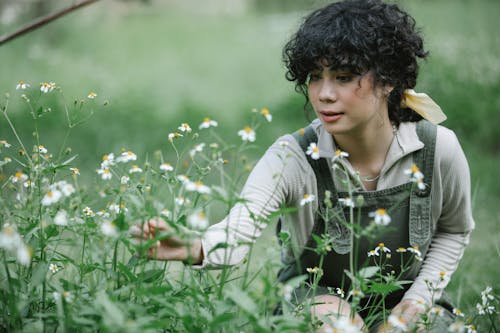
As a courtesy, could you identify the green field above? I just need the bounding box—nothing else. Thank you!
[1,0,499,331]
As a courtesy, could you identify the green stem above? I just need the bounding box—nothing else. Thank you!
[1,109,33,167]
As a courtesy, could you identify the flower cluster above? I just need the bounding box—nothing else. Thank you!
[0,224,31,266]
[404,164,426,190]
[41,180,76,206]
[476,286,496,315]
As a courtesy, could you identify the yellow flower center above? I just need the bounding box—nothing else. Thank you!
[198,212,206,219]
[203,117,210,122]
[15,171,23,178]
[411,164,419,173]
[195,181,203,186]
[312,147,319,153]
[103,168,110,174]
[244,126,252,133]
[260,108,269,115]
[303,194,310,199]
[377,208,387,215]
[378,242,385,248]
[102,154,108,161]
[47,191,53,198]
[440,271,446,277]
[298,128,305,135]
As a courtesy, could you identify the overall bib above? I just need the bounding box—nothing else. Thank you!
[276,121,453,330]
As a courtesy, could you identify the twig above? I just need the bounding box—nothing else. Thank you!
[0,0,100,46]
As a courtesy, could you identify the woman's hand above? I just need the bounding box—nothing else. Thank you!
[376,299,426,333]
[131,218,204,264]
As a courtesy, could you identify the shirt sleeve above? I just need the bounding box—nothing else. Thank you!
[196,135,306,269]
[404,127,475,304]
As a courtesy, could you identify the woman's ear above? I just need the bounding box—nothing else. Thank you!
[384,85,394,96]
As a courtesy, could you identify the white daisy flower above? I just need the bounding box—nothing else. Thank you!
[336,288,345,298]
[69,167,80,175]
[177,174,190,183]
[16,244,31,266]
[175,196,186,206]
[300,193,315,206]
[178,123,192,133]
[161,208,172,219]
[117,151,137,163]
[407,245,422,257]
[388,314,408,331]
[168,132,183,142]
[16,81,30,90]
[199,117,218,129]
[466,325,477,333]
[96,210,110,218]
[333,317,362,333]
[332,149,349,163]
[369,208,391,226]
[120,176,130,184]
[189,143,205,158]
[49,263,60,273]
[101,220,118,237]
[54,209,69,226]
[40,82,55,93]
[100,153,115,168]
[12,171,28,184]
[306,142,320,160]
[108,203,127,214]
[187,211,209,230]
[38,145,48,154]
[41,190,63,206]
[0,140,12,148]
[87,92,97,99]
[56,181,75,197]
[63,291,73,303]
[377,242,391,253]
[339,197,355,207]
[0,225,22,251]
[129,165,143,173]
[185,180,211,194]
[97,167,112,180]
[368,249,379,257]
[160,162,173,172]
[260,108,272,122]
[238,126,256,142]
[82,206,95,217]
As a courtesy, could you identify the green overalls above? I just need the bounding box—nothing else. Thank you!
[277,120,454,330]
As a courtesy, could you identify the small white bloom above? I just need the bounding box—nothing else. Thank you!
[407,245,422,257]
[96,210,110,218]
[49,263,60,273]
[388,314,408,331]
[117,151,137,163]
[333,317,362,333]
[82,206,95,217]
[306,142,320,160]
[160,162,174,172]
[16,81,30,90]
[177,174,190,183]
[129,165,143,173]
[377,242,391,253]
[466,325,477,333]
[452,308,465,317]
[369,208,391,226]
[12,171,28,184]
[300,194,315,206]
[368,249,379,257]
[238,126,256,142]
[54,210,69,226]
[282,284,293,301]
[63,291,73,303]
[101,220,118,237]
[56,181,75,197]
[189,143,205,157]
[185,180,211,194]
[161,208,172,219]
[87,92,97,99]
[448,321,466,333]
[17,244,31,266]
[199,117,218,129]
[38,145,48,154]
[97,167,112,180]
[40,82,55,93]
[120,176,130,184]
[0,225,22,251]
[335,288,345,298]
[332,149,349,163]
[69,167,80,175]
[168,132,183,141]
[0,140,12,148]
[53,292,61,301]
[108,203,127,214]
[187,211,208,230]
[178,123,192,133]
[306,267,321,274]
[175,196,186,206]
[338,197,355,207]
[260,108,272,122]
[41,190,63,206]
[101,153,115,168]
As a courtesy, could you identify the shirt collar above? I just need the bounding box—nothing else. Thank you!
[311,119,424,169]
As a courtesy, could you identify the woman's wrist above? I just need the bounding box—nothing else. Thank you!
[183,238,204,265]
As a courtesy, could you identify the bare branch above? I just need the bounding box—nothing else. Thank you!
[0,0,101,46]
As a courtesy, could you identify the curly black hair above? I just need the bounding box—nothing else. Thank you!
[283,0,428,124]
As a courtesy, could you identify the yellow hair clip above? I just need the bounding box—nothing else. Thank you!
[401,89,447,124]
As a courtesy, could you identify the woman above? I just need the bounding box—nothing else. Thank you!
[137,1,474,331]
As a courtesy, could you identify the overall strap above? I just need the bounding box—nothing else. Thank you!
[409,120,437,246]
[293,126,351,254]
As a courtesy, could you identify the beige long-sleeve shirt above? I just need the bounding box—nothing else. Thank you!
[199,119,475,305]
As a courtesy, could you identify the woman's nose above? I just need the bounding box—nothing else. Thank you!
[318,79,337,102]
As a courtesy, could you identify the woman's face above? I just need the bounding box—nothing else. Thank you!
[307,66,391,137]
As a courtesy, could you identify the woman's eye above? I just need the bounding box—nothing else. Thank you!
[336,75,353,83]
[308,73,321,82]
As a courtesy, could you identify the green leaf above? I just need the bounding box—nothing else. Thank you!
[367,282,403,296]
[95,291,125,327]
[137,269,164,283]
[359,266,379,279]
[224,285,257,315]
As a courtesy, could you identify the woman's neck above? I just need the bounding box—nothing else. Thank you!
[333,120,395,177]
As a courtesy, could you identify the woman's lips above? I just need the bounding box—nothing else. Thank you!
[319,111,344,122]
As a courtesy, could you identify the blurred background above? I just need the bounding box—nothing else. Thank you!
[1,0,499,309]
